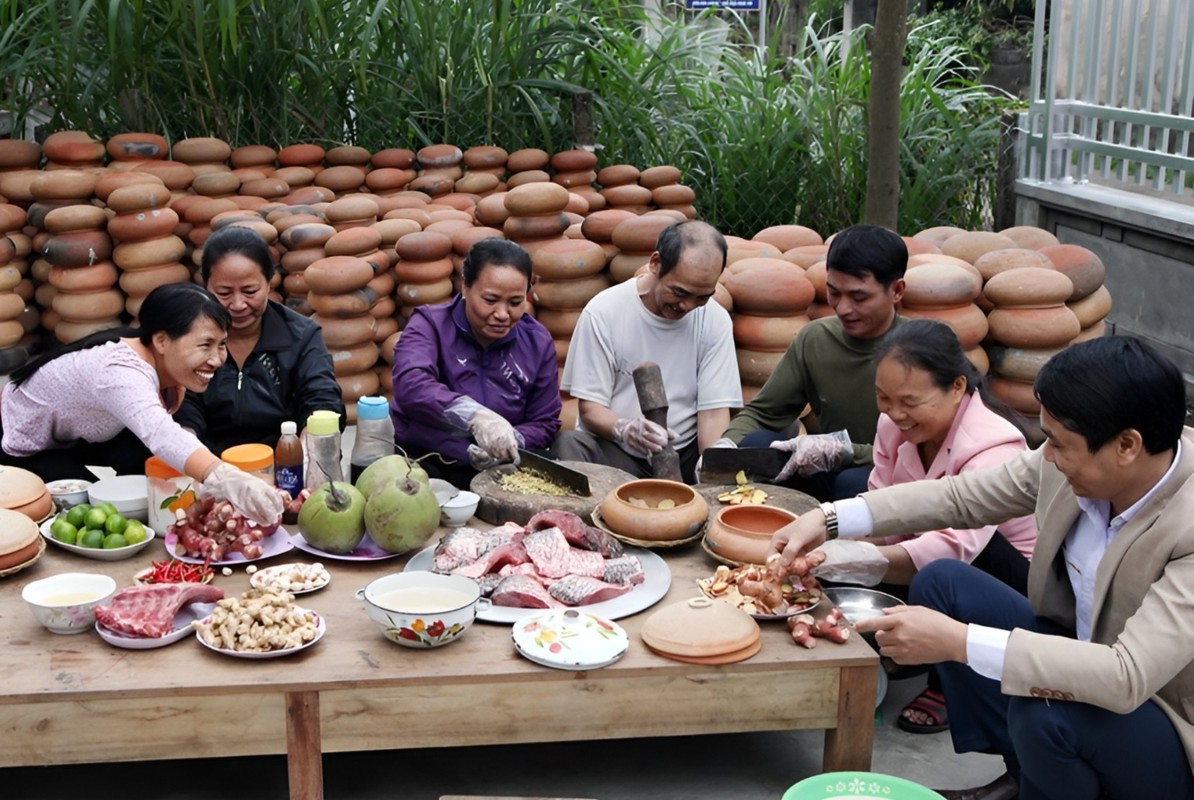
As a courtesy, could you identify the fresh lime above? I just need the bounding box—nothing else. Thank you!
[65,504,92,528]
[104,513,128,536]
[79,528,105,549]
[123,520,147,545]
[83,507,108,530]
[102,532,128,550]
[50,518,78,545]
[94,501,119,517]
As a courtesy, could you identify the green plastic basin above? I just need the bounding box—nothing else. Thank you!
[782,772,945,800]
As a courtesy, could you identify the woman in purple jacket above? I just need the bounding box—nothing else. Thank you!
[390,239,561,486]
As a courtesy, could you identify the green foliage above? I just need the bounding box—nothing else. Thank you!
[0,0,1013,235]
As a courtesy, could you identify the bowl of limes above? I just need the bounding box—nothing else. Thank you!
[40,501,156,561]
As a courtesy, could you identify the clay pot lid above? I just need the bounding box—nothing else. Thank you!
[644,636,762,665]
[640,596,760,657]
[0,466,48,509]
[512,608,629,671]
[0,507,40,554]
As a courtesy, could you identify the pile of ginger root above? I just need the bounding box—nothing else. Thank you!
[738,552,851,649]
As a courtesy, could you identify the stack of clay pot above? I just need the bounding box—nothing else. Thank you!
[453,149,504,198]
[0,205,31,359]
[41,131,105,171]
[106,178,190,319]
[181,197,240,272]
[595,165,641,214]
[580,208,634,269]
[410,144,462,199]
[394,230,455,321]
[0,139,42,173]
[278,221,336,316]
[277,144,326,181]
[1040,244,1110,343]
[315,146,371,198]
[549,148,598,214]
[607,213,674,283]
[505,148,551,189]
[983,266,1082,416]
[600,164,653,214]
[31,170,120,342]
[900,261,990,374]
[641,165,696,219]
[171,137,232,177]
[530,237,610,391]
[106,132,170,167]
[724,236,784,270]
[502,182,571,260]
[723,258,815,404]
[231,145,278,178]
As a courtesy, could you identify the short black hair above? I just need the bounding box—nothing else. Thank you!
[1035,336,1186,454]
[462,238,532,289]
[200,225,274,283]
[655,220,727,278]
[825,224,907,288]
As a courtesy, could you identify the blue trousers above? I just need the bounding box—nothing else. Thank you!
[911,560,1194,800]
[737,428,870,501]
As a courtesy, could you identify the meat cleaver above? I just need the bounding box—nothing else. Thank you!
[699,447,788,485]
[516,449,592,497]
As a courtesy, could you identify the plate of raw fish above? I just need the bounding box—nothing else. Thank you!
[405,509,671,624]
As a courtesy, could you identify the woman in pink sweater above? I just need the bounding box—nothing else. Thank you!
[863,319,1037,734]
[0,283,281,524]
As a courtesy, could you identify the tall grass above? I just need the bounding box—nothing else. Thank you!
[0,1,1011,235]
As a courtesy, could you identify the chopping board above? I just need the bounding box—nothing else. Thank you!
[470,461,636,526]
[694,482,819,527]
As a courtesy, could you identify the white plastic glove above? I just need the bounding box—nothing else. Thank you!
[809,539,889,587]
[694,437,736,483]
[468,406,522,464]
[202,462,284,526]
[771,430,854,481]
[613,416,676,457]
[468,444,502,471]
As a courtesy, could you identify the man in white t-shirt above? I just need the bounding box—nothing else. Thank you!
[555,220,741,483]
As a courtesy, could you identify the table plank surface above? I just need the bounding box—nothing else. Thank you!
[0,521,877,788]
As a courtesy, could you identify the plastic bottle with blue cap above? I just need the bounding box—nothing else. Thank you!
[350,396,395,483]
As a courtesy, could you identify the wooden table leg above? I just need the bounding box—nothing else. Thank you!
[822,664,877,772]
[286,690,324,800]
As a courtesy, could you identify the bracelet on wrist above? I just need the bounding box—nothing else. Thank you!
[819,501,839,540]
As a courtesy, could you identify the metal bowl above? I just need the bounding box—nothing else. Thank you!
[821,587,905,632]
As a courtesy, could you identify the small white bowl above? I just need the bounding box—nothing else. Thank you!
[428,478,459,506]
[22,572,117,634]
[46,479,92,511]
[357,570,483,648]
[440,490,479,527]
[88,475,149,522]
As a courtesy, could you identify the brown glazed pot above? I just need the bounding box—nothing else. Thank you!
[598,479,708,541]
[705,504,799,565]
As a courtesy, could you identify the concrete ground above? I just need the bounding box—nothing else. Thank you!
[7,674,1005,799]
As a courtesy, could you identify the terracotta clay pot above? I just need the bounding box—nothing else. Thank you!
[599,479,709,542]
[705,504,799,565]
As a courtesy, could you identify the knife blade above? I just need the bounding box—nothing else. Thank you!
[516,449,592,497]
[699,447,787,485]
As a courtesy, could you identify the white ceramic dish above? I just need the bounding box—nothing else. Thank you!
[357,571,483,648]
[22,572,118,634]
[195,608,325,659]
[512,608,629,670]
[428,478,459,505]
[250,563,331,595]
[165,526,293,566]
[45,478,92,511]
[95,601,218,649]
[88,474,149,521]
[440,490,479,527]
[40,518,157,561]
[404,545,672,625]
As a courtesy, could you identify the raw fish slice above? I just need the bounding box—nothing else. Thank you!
[491,574,562,608]
[527,509,623,557]
[433,527,487,572]
[475,573,503,597]
[523,528,604,579]
[548,575,634,605]
[603,555,645,586]
[452,537,529,579]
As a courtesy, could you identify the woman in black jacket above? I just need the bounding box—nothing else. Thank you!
[174,226,344,453]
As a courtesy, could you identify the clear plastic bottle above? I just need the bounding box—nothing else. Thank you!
[350,396,395,483]
[275,421,304,523]
[304,410,343,492]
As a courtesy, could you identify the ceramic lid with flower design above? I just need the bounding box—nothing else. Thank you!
[511,608,629,670]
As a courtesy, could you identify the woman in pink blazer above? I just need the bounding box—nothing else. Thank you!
[866,319,1038,734]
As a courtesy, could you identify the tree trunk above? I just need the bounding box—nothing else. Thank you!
[863,0,908,230]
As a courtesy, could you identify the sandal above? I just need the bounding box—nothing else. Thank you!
[897,687,950,734]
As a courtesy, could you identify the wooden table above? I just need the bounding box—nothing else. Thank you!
[0,528,877,799]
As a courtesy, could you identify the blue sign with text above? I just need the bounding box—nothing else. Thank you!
[686,1,761,9]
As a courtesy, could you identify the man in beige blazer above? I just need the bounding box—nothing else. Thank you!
[772,336,1194,800]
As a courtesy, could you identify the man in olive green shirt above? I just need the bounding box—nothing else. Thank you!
[710,224,907,501]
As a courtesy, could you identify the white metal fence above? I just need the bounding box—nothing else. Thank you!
[1022,0,1194,199]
